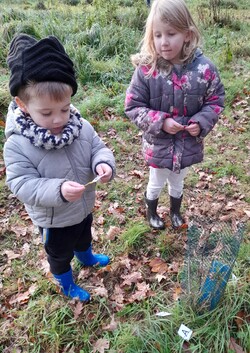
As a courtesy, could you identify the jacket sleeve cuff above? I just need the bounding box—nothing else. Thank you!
[60,182,69,203]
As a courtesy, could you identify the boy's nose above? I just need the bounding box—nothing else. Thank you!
[53,115,63,124]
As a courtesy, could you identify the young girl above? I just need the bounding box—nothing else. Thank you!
[125,0,225,230]
[4,34,116,301]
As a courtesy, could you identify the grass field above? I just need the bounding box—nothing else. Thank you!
[0,0,249,352]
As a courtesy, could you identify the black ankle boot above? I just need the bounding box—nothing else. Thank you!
[144,192,165,230]
[170,195,185,229]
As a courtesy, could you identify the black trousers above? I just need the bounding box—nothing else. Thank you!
[39,213,93,275]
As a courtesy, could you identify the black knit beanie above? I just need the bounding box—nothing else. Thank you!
[7,33,78,96]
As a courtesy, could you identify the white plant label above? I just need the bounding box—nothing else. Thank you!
[155,311,172,317]
[178,324,193,341]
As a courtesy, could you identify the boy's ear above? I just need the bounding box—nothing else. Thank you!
[15,96,28,113]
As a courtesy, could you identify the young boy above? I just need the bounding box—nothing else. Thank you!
[4,33,116,302]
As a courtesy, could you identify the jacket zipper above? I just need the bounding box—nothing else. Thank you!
[50,207,54,225]
[65,148,81,183]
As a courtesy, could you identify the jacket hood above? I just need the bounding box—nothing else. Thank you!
[153,48,204,75]
[5,100,18,140]
[192,48,203,61]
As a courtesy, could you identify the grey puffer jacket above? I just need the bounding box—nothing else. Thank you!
[125,49,225,173]
[4,102,116,228]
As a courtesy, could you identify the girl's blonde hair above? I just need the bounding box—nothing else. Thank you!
[131,0,201,76]
[17,81,73,103]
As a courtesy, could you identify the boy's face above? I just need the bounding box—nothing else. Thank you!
[16,93,72,135]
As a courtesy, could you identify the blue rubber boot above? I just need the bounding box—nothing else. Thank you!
[53,268,90,301]
[74,246,110,267]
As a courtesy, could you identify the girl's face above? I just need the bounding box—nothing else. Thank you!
[153,17,190,64]
[16,93,71,135]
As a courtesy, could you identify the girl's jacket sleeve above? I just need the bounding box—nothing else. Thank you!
[124,67,169,136]
[187,63,225,138]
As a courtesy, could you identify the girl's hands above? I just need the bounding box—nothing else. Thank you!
[163,118,201,136]
[96,163,112,183]
[61,181,85,202]
[163,118,184,134]
[185,123,201,136]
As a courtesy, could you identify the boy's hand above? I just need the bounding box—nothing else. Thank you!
[163,118,184,134]
[185,123,201,136]
[61,181,85,202]
[96,163,113,183]
[60,164,113,202]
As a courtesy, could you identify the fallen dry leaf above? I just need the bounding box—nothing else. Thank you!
[92,338,109,353]
[102,315,118,331]
[73,301,84,320]
[22,243,30,256]
[229,337,246,353]
[130,169,144,179]
[234,310,246,330]
[243,209,250,218]
[3,250,22,263]
[110,284,124,304]
[93,286,108,298]
[149,258,168,274]
[9,284,38,305]
[155,274,167,283]
[106,226,120,240]
[10,224,28,237]
[173,285,182,301]
[128,282,150,302]
[97,215,105,225]
[168,261,181,273]
[182,341,192,353]
[121,271,142,286]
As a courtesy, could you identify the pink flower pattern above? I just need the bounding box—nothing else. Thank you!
[145,148,153,161]
[207,95,219,102]
[204,68,212,81]
[172,73,188,90]
[148,110,161,122]
[148,163,159,168]
[212,105,222,114]
[141,66,158,78]
[125,93,133,106]
[172,107,179,118]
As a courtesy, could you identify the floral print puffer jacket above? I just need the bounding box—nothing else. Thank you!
[125,49,225,173]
